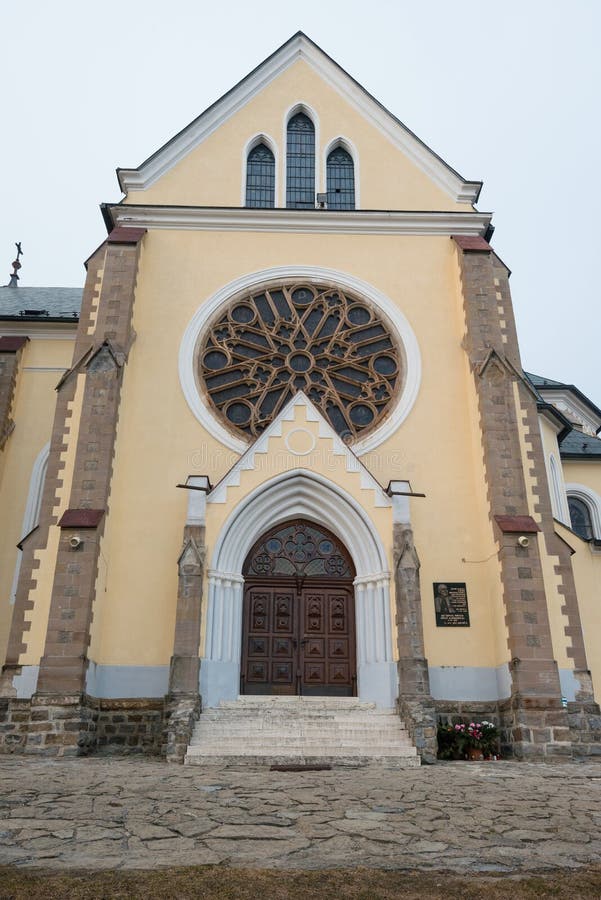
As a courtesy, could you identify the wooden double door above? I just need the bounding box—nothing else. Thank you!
[241,579,357,696]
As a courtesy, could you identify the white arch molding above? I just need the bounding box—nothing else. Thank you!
[179,265,422,456]
[240,132,279,208]
[282,102,321,208]
[323,136,361,207]
[200,470,398,708]
[9,442,49,606]
[565,482,601,539]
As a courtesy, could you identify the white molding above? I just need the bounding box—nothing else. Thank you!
[9,442,49,606]
[111,204,490,235]
[283,102,320,207]
[549,453,570,525]
[240,132,279,208]
[207,393,392,507]
[118,34,480,203]
[22,366,71,372]
[0,323,76,340]
[178,265,422,456]
[565,482,601,539]
[201,469,396,707]
[209,468,389,578]
[542,390,601,437]
[322,135,360,208]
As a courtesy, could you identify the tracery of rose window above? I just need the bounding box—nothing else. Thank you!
[198,283,402,440]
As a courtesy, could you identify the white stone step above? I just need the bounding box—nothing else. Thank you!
[184,696,419,768]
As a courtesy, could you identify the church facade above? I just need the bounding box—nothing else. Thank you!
[1,33,600,762]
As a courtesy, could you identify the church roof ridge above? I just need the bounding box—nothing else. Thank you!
[116,32,482,204]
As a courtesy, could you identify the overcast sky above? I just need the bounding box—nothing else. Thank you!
[1,1,599,400]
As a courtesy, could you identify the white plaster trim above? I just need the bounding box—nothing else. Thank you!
[118,34,480,203]
[22,367,69,372]
[9,442,49,606]
[209,468,389,578]
[178,265,422,455]
[12,665,39,699]
[111,204,490,235]
[322,136,360,208]
[565,482,601,539]
[429,664,511,701]
[549,454,570,525]
[283,102,320,208]
[202,469,395,707]
[240,133,279,208]
[207,393,391,508]
[543,390,601,436]
[0,324,76,340]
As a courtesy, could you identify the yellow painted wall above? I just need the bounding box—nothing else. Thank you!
[84,228,506,671]
[556,521,601,699]
[563,459,601,501]
[0,336,75,663]
[124,59,468,212]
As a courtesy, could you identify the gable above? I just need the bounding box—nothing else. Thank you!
[118,34,480,212]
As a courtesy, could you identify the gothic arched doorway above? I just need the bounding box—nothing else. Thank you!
[241,519,357,696]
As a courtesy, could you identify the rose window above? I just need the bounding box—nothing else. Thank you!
[198,283,402,440]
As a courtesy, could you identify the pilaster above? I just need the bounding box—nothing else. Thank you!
[454,236,575,758]
[390,481,437,764]
[3,228,146,754]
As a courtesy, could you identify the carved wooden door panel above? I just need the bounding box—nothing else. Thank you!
[242,585,297,695]
[242,582,355,696]
[301,587,355,696]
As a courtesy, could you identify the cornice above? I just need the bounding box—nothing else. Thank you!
[117,33,481,204]
[109,204,491,236]
[0,321,77,340]
[542,390,601,437]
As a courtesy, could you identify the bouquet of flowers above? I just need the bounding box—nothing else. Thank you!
[436,719,499,759]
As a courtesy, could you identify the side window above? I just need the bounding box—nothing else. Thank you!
[327,147,355,209]
[286,113,315,208]
[568,496,594,541]
[246,143,275,208]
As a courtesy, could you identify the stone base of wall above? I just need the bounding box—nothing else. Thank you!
[398,697,437,765]
[568,700,601,758]
[498,696,572,759]
[25,694,98,757]
[0,698,31,753]
[96,699,165,756]
[437,696,601,760]
[1,695,166,758]
[436,700,501,727]
[164,694,201,764]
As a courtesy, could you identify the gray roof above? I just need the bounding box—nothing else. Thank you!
[0,286,82,321]
[560,429,601,459]
[525,372,565,388]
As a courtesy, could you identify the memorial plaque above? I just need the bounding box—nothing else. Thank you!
[433,582,470,627]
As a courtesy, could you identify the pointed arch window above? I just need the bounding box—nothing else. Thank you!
[327,146,355,210]
[286,113,315,208]
[568,496,594,541]
[246,143,275,208]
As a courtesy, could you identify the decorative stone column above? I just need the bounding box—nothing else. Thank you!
[454,235,579,758]
[165,476,209,763]
[389,481,437,764]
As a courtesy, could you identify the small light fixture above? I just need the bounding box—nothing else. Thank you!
[517,535,530,548]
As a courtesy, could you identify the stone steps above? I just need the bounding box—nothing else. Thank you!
[184,696,419,768]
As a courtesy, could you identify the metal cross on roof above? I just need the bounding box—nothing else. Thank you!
[8,242,23,288]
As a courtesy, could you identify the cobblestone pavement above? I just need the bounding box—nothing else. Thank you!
[0,757,600,872]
